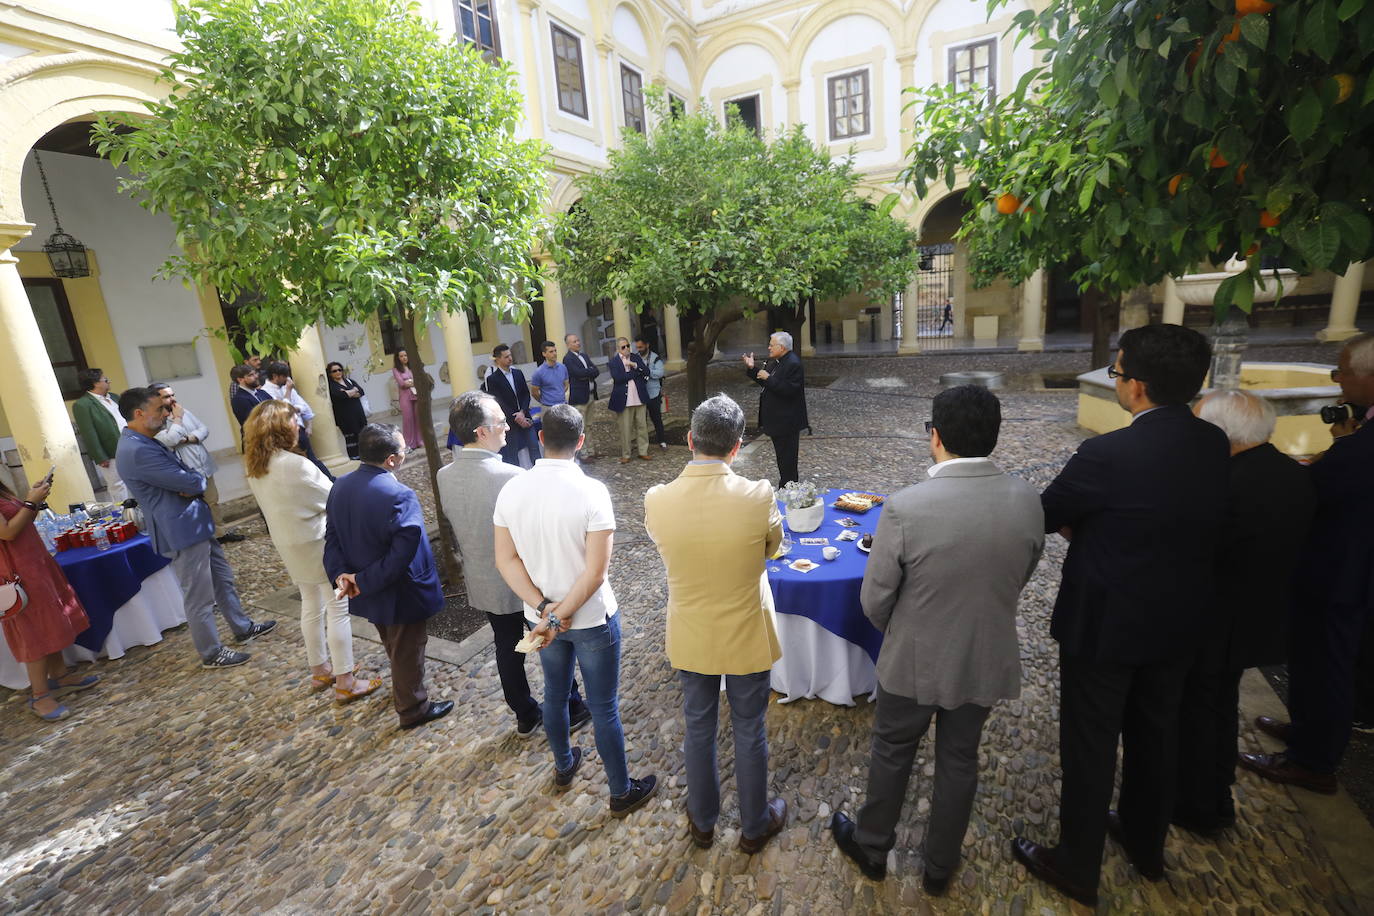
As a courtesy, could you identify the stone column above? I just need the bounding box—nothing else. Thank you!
[898,278,922,354]
[597,39,619,144]
[613,297,633,344]
[1318,260,1366,343]
[1118,283,1152,333]
[291,324,354,475]
[440,309,477,396]
[539,266,567,352]
[0,225,94,508]
[782,77,801,127]
[1162,276,1185,325]
[800,301,816,356]
[897,53,918,142]
[1017,269,1046,351]
[664,304,685,371]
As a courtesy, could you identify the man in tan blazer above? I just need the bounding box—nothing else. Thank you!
[644,394,788,854]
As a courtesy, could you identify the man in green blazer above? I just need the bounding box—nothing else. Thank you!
[72,367,127,501]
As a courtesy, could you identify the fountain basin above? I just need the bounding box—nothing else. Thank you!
[1076,362,1339,457]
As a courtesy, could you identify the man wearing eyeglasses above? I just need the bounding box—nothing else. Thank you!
[436,392,591,740]
[1013,324,1228,907]
[326,422,452,731]
[608,336,652,464]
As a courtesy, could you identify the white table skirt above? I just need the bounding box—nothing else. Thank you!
[0,566,186,690]
[770,612,877,706]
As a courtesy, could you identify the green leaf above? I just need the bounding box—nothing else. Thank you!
[1265,183,1298,215]
[1364,73,1374,106]
[1215,50,1239,97]
[1115,54,1138,100]
[1285,89,1321,143]
[1302,0,1339,61]
[1240,13,1269,48]
[1078,180,1095,212]
[1337,0,1362,19]
[1296,219,1341,269]
[1098,73,1120,107]
[1233,271,1255,312]
[1320,202,1372,257]
[1156,35,1172,59]
[1214,272,1242,309]
[1182,93,1207,127]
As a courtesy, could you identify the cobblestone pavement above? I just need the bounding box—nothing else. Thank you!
[2,343,1367,914]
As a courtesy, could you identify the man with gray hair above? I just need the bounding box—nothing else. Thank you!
[1173,389,1314,834]
[742,331,809,486]
[1242,332,1374,793]
[645,394,787,853]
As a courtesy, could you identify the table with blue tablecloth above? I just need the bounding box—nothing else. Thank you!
[768,488,885,706]
[0,534,187,689]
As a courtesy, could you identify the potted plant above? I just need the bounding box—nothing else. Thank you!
[781,481,825,533]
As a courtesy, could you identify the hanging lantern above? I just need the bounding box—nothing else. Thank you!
[32,151,90,279]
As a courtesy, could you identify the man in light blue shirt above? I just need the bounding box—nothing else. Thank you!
[115,386,275,669]
[635,336,668,449]
[529,340,570,408]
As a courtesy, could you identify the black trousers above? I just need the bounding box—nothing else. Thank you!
[299,429,336,481]
[1054,653,1188,890]
[645,394,666,444]
[1356,613,1374,724]
[770,429,800,487]
[1288,600,1372,772]
[487,612,587,726]
[1174,661,1243,829]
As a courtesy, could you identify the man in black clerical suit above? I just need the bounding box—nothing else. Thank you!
[1173,390,1314,836]
[481,343,540,467]
[1013,323,1228,908]
[742,331,809,486]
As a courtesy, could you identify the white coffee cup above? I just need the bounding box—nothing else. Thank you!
[822,546,841,561]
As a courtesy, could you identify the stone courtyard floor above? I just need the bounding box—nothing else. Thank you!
[3,343,1372,914]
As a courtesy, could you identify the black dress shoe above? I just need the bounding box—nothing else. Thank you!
[1105,810,1164,880]
[739,798,787,854]
[922,871,950,897]
[1010,837,1098,908]
[1238,751,1337,794]
[830,812,886,880]
[216,531,247,543]
[1170,811,1231,840]
[399,699,454,730]
[687,819,713,849]
[1254,715,1293,742]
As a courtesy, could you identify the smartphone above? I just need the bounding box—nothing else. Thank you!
[41,465,55,485]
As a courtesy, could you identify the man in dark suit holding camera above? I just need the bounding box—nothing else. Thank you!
[1013,324,1228,907]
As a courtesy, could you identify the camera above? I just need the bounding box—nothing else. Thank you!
[1320,402,1366,425]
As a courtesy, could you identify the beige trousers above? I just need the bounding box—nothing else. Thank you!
[617,405,648,459]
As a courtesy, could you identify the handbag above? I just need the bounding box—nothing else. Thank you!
[0,539,29,619]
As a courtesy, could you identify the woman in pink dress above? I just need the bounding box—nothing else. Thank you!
[392,349,422,449]
[1,475,98,721]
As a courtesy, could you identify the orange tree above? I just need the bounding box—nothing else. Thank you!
[904,0,1374,333]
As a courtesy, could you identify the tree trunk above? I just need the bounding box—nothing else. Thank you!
[777,296,809,353]
[1086,289,1121,370]
[401,313,462,588]
[684,306,745,411]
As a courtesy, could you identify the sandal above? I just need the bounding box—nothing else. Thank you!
[48,673,100,697]
[28,691,71,722]
[309,673,336,692]
[334,676,383,706]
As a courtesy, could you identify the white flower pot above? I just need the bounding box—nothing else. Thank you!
[785,501,824,533]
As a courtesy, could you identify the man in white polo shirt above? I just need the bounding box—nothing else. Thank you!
[493,403,658,818]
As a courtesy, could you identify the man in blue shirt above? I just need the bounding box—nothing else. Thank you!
[529,340,570,409]
[635,336,668,449]
[115,386,275,668]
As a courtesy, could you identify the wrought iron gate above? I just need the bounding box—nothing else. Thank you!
[911,242,955,338]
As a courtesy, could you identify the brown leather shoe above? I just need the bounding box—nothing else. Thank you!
[739,798,787,854]
[1105,810,1164,881]
[638,453,653,460]
[1010,837,1098,908]
[687,819,713,849]
[1254,715,1293,742]
[1238,752,1337,794]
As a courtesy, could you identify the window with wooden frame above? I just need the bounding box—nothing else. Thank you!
[378,312,406,355]
[725,94,761,136]
[454,0,500,58]
[551,24,588,119]
[827,69,870,140]
[621,65,645,134]
[949,38,996,103]
[22,278,88,400]
[467,309,482,342]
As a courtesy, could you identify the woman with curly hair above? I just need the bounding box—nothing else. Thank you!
[243,400,380,704]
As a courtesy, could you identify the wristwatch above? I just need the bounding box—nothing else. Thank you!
[536,597,551,614]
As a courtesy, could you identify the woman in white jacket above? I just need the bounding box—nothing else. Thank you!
[242,400,380,704]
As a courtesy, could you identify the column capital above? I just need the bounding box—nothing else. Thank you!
[515,0,535,12]
[0,221,35,255]
[595,38,615,57]
[781,77,801,91]
[896,51,918,68]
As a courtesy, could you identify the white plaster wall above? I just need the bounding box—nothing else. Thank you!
[13,153,237,450]
[664,44,691,92]
[549,0,592,22]
[798,13,900,167]
[39,0,175,35]
[0,40,34,62]
[686,0,776,26]
[699,42,784,131]
[611,5,650,60]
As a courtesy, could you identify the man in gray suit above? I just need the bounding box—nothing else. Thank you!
[436,391,589,738]
[832,385,1044,894]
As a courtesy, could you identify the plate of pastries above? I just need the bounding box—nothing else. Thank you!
[833,492,884,513]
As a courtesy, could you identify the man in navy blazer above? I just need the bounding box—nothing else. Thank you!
[229,364,272,439]
[608,336,652,463]
[563,332,601,459]
[1242,332,1374,793]
[1013,324,1228,907]
[482,343,540,467]
[325,423,453,731]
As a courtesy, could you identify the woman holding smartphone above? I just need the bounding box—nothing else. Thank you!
[0,470,99,721]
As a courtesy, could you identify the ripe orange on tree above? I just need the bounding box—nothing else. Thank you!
[1235,163,1248,185]
[1209,147,1229,168]
[1168,173,1185,196]
[1236,0,1275,14]
[995,192,1021,214]
[1217,19,1242,54]
[1334,74,1354,103]
[1259,210,1280,228]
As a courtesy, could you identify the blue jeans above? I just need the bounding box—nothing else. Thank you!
[679,669,773,838]
[539,613,628,796]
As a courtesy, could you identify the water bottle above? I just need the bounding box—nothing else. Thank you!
[93,525,111,552]
[34,514,57,554]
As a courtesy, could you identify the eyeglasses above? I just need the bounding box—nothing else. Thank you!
[1331,368,1342,381]
[924,421,934,434]
[619,344,630,350]
[1106,365,1145,382]
[477,420,510,432]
